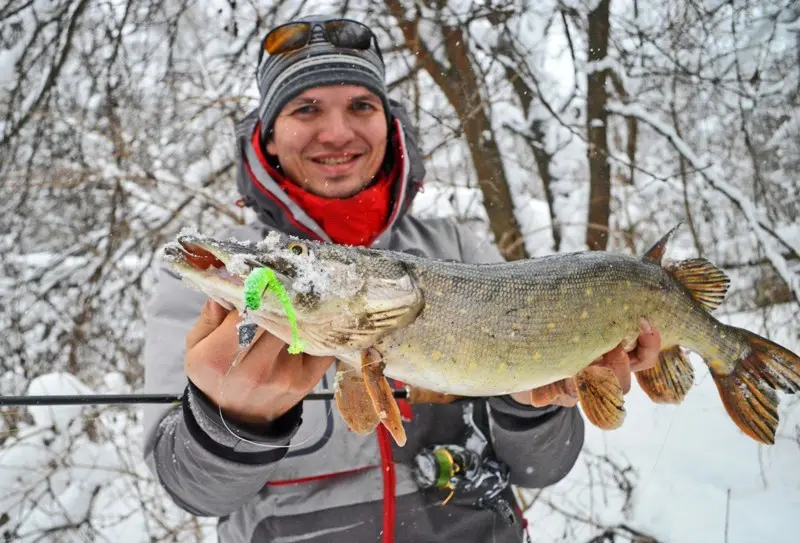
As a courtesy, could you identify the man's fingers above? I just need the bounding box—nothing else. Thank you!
[247,328,286,355]
[563,378,578,398]
[529,385,557,407]
[630,319,661,372]
[551,395,579,407]
[186,300,231,350]
[595,344,632,394]
[234,335,335,387]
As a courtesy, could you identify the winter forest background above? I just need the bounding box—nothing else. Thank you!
[1,0,799,541]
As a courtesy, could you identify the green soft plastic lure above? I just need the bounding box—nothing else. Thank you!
[243,268,306,354]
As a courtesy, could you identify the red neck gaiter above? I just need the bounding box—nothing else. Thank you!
[251,127,401,247]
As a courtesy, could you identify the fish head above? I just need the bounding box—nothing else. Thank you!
[162,229,423,353]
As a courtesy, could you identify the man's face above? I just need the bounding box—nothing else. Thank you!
[266,85,388,199]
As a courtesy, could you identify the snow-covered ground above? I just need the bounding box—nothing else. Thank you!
[0,373,215,542]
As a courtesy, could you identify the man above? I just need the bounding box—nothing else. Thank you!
[142,15,661,543]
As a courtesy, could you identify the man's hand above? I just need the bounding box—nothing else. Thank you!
[511,319,662,408]
[184,299,335,425]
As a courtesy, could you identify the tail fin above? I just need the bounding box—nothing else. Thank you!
[711,329,800,444]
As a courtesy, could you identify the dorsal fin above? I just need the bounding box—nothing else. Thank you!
[642,223,683,264]
[664,258,731,312]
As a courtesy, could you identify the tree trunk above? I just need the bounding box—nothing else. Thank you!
[503,63,562,252]
[586,0,612,250]
[385,1,528,261]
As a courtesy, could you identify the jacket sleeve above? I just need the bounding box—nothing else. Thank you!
[141,264,301,517]
[454,222,586,489]
[486,397,584,488]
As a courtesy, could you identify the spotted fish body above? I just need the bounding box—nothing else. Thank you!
[163,227,800,446]
[372,251,745,397]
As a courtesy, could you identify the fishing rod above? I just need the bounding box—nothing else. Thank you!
[0,389,410,407]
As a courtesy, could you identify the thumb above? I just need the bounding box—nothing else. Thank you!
[186,299,230,350]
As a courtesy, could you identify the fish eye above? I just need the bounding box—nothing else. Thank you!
[287,242,308,256]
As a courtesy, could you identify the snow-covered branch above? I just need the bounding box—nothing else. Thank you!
[608,101,800,303]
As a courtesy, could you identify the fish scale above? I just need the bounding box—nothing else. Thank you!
[375,252,706,395]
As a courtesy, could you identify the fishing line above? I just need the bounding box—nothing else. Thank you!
[642,405,679,485]
[216,342,337,451]
[638,358,709,495]
[334,358,391,379]
[215,266,332,450]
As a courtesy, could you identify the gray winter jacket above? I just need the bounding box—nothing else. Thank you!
[142,104,585,543]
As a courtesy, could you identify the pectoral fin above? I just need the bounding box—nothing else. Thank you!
[635,345,694,403]
[361,348,407,446]
[334,360,380,434]
[576,366,626,430]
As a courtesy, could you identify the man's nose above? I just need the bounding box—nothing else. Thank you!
[316,110,356,145]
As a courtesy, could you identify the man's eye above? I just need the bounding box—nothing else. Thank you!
[293,105,317,115]
[352,101,376,112]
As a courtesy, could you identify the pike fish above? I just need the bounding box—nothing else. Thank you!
[162,227,800,447]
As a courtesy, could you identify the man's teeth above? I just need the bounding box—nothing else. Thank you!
[314,155,358,165]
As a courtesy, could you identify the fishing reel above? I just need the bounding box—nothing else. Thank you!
[412,443,515,524]
[411,404,517,527]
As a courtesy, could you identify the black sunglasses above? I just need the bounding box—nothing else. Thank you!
[260,19,382,63]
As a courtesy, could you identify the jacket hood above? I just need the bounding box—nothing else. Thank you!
[234,99,426,245]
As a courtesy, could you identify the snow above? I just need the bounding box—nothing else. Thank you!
[576,381,798,542]
[1,371,217,542]
[184,157,214,186]
[168,230,365,303]
[26,373,93,430]
[411,184,489,222]
[516,198,557,256]
[226,253,252,276]
[0,44,23,88]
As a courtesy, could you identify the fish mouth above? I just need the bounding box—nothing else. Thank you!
[163,234,292,290]
[164,239,226,271]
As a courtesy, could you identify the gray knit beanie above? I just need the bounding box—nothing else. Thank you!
[256,15,390,140]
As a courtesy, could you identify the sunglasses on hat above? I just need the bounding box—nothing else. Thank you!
[261,18,383,62]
